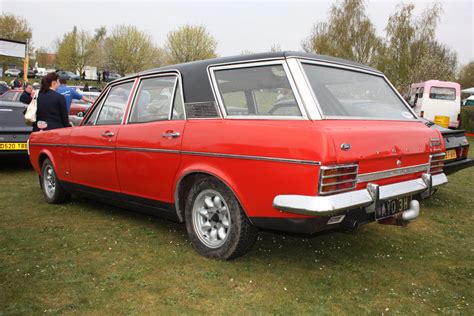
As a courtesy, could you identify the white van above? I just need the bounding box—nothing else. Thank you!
[408,80,461,128]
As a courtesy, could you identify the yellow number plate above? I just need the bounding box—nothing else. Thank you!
[445,149,457,160]
[0,142,27,151]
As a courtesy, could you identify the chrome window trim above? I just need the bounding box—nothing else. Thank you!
[286,58,321,120]
[357,163,430,183]
[297,59,419,121]
[125,72,182,124]
[208,60,309,120]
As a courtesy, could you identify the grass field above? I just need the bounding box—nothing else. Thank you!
[1,139,473,314]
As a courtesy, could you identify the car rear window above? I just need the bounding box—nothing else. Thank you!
[430,87,456,100]
[302,64,415,120]
[213,64,301,117]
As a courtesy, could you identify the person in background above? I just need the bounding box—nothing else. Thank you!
[83,82,90,92]
[12,76,22,89]
[81,70,86,80]
[33,72,69,132]
[56,78,94,113]
[19,83,34,105]
[96,70,101,83]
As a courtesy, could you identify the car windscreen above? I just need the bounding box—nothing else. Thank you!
[302,63,416,120]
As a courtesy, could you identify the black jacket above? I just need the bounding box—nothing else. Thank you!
[19,91,32,105]
[33,89,69,131]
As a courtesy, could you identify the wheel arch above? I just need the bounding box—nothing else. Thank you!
[174,168,248,223]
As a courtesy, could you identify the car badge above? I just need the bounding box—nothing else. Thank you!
[340,143,351,151]
[396,159,402,167]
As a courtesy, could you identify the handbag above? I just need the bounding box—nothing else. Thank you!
[24,95,37,126]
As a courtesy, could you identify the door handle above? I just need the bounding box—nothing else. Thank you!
[101,131,114,137]
[161,131,180,139]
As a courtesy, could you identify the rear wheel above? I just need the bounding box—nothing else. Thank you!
[185,177,258,260]
[40,158,70,204]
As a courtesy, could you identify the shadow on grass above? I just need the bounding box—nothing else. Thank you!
[0,155,33,171]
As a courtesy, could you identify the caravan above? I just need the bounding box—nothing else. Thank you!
[408,80,461,128]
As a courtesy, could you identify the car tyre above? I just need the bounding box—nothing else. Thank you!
[185,177,258,260]
[40,158,70,204]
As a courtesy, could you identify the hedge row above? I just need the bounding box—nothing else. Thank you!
[461,107,474,133]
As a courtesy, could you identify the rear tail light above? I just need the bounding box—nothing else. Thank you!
[456,146,469,158]
[319,164,358,195]
[429,153,445,174]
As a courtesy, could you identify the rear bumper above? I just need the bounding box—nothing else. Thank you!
[273,173,447,216]
[444,158,474,175]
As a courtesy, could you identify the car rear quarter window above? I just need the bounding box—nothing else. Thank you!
[213,64,301,117]
[95,82,134,125]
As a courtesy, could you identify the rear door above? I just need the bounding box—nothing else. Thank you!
[115,73,185,204]
[68,80,135,192]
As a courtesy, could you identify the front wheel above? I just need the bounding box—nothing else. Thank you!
[40,158,70,204]
[185,177,258,260]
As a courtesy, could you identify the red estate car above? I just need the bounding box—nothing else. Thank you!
[28,52,448,259]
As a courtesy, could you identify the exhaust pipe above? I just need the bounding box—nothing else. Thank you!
[341,219,359,232]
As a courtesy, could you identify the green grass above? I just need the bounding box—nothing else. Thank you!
[0,140,473,314]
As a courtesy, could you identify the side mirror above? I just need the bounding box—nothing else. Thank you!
[77,111,84,117]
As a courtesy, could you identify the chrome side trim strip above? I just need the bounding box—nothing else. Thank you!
[357,163,430,183]
[180,150,320,165]
[29,143,320,166]
[116,147,180,154]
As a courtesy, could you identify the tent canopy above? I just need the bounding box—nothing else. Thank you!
[461,87,474,95]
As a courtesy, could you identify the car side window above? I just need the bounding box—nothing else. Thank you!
[172,81,185,120]
[96,82,134,125]
[213,64,301,117]
[84,94,105,126]
[129,76,177,123]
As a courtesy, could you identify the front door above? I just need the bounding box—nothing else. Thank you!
[68,81,135,192]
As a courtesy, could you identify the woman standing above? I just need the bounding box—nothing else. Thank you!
[33,72,69,131]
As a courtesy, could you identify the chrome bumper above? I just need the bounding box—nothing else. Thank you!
[272,173,448,216]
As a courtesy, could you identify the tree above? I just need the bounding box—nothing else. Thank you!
[458,62,474,89]
[56,27,96,74]
[104,25,161,76]
[302,0,380,66]
[35,47,49,67]
[165,25,217,64]
[380,2,457,91]
[0,13,33,70]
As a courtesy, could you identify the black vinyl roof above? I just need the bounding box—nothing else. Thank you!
[118,51,382,103]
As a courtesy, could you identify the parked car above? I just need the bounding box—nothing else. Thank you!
[0,82,9,96]
[28,52,448,259]
[19,68,36,78]
[0,91,32,155]
[0,89,23,102]
[104,72,121,82]
[35,68,48,78]
[463,95,474,106]
[57,71,80,81]
[423,118,473,174]
[4,69,21,77]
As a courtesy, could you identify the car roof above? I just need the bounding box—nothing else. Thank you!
[111,51,383,103]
